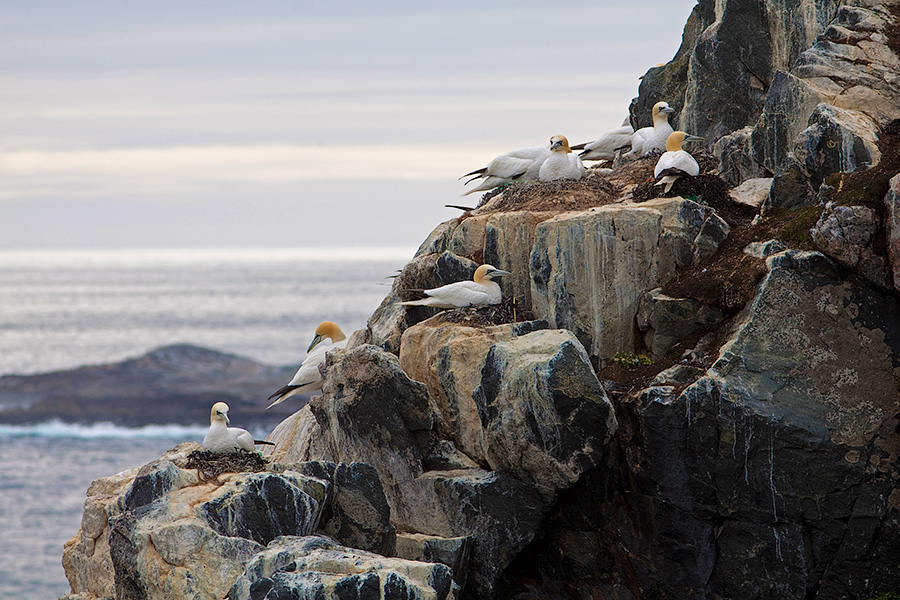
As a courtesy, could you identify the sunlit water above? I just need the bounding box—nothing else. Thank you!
[0,246,414,599]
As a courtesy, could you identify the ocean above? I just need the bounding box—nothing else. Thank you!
[0,247,414,600]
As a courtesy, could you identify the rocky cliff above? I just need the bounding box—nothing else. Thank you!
[62,0,900,599]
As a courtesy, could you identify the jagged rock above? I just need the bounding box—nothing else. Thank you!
[885,172,900,292]
[651,364,706,386]
[228,535,454,600]
[395,532,473,593]
[397,469,544,598]
[323,462,396,556]
[530,198,729,362]
[304,344,434,516]
[743,238,787,258]
[507,249,900,599]
[716,128,772,184]
[728,177,772,208]
[482,211,550,310]
[63,443,333,600]
[400,320,616,502]
[636,289,725,357]
[263,405,335,464]
[810,202,889,287]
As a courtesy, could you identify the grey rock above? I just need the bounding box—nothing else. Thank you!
[323,462,396,556]
[885,172,900,292]
[400,321,616,503]
[395,532,473,594]
[743,238,787,258]
[228,535,453,600]
[397,469,544,598]
[636,289,725,358]
[728,177,773,208]
[529,198,728,362]
[810,203,889,287]
[651,364,706,386]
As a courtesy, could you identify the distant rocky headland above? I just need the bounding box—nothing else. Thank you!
[61,1,900,599]
[0,344,297,428]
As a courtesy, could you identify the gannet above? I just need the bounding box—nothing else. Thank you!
[575,118,634,162]
[461,144,551,195]
[539,135,584,181]
[266,321,347,409]
[654,131,704,193]
[202,402,271,453]
[623,101,675,158]
[400,264,510,308]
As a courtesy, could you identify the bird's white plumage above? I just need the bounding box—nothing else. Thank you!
[578,122,634,161]
[624,101,674,158]
[203,401,255,453]
[462,145,551,195]
[401,264,509,309]
[539,135,584,181]
[653,131,702,193]
[267,322,347,409]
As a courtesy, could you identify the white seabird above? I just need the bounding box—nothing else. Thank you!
[266,321,347,409]
[400,264,510,309]
[624,101,675,158]
[575,118,634,162]
[654,131,704,193]
[202,401,268,453]
[460,144,551,196]
[539,135,584,181]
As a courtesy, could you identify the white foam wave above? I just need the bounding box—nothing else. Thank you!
[0,420,208,440]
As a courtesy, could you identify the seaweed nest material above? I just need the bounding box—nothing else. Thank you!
[430,298,527,327]
[185,449,269,480]
[475,171,621,212]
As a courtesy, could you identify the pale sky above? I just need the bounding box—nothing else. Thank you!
[0,1,698,249]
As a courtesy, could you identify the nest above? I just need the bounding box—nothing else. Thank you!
[185,449,269,481]
[430,298,526,327]
[474,173,621,212]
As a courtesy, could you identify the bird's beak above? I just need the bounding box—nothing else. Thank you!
[218,411,229,424]
[660,106,675,114]
[684,134,704,143]
[307,333,326,353]
[490,269,511,277]
[550,139,563,151]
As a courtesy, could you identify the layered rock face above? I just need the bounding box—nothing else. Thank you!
[63,0,900,599]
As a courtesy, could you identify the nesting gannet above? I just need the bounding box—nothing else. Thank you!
[575,118,634,162]
[623,101,675,158]
[654,131,704,193]
[202,402,271,453]
[461,144,551,195]
[400,264,510,308]
[266,321,347,409]
[539,135,584,181]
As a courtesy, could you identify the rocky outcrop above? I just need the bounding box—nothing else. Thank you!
[636,0,900,207]
[886,171,900,291]
[531,198,729,362]
[228,536,453,600]
[810,202,890,286]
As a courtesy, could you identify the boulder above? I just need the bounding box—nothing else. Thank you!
[728,177,772,208]
[885,172,900,292]
[395,532,473,593]
[530,199,729,362]
[810,202,889,287]
[228,535,454,600]
[636,288,725,357]
[303,344,435,517]
[322,462,396,556]
[63,443,331,600]
[399,320,616,503]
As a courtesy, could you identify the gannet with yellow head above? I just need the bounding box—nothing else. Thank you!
[266,321,348,409]
[202,401,268,453]
[539,135,584,181]
[654,131,704,193]
[400,264,511,309]
[624,101,675,157]
[574,118,634,162]
[460,144,552,195]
